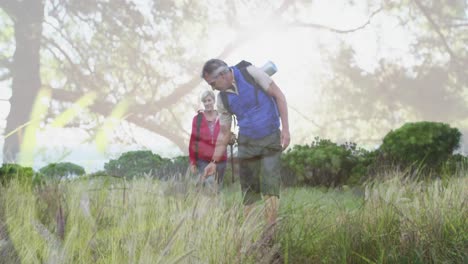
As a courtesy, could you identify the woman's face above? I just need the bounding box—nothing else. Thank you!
[202,96,215,111]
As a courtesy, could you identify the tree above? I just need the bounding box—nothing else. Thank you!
[38,162,85,178]
[0,163,35,185]
[1,0,388,164]
[313,0,468,146]
[380,121,461,173]
[0,0,300,162]
[103,150,167,178]
[281,137,358,187]
[0,0,44,161]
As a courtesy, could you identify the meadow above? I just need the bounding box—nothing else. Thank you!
[1,170,467,264]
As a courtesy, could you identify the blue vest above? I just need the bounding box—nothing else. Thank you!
[222,66,280,139]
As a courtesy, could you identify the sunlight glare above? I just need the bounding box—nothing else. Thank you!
[94,98,132,153]
[51,91,97,127]
[18,88,51,166]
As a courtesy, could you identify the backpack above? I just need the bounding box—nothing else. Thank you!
[219,60,264,114]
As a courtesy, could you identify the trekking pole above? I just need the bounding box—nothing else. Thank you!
[230,144,235,183]
[214,169,220,193]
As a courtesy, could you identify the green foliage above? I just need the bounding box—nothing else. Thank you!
[104,150,169,178]
[347,148,378,185]
[279,175,468,263]
[38,162,86,179]
[316,0,468,143]
[440,154,468,178]
[0,163,35,186]
[380,122,461,174]
[1,172,466,263]
[171,155,189,165]
[281,137,359,187]
[88,170,109,178]
[157,156,189,179]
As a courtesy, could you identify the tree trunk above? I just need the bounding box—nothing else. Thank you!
[2,0,44,162]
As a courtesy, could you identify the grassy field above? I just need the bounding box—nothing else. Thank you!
[0,172,467,263]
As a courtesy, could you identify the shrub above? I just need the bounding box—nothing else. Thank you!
[0,163,35,186]
[104,150,169,178]
[380,122,461,174]
[38,162,85,179]
[281,137,358,187]
[441,154,468,178]
[156,155,189,180]
[346,148,378,185]
[88,170,109,177]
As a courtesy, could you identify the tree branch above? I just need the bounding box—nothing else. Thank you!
[153,0,295,110]
[0,0,19,19]
[288,104,323,129]
[44,35,188,147]
[288,7,382,33]
[0,71,11,81]
[43,19,96,75]
[50,88,187,151]
[42,0,297,153]
[42,37,77,70]
[413,0,457,61]
[44,0,295,119]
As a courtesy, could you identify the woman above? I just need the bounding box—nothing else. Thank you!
[188,90,227,187]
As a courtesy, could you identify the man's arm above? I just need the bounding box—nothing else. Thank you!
[203,122,231,177]
[267,81,291,150]
[247,66,291,149]
[212,122,231,162]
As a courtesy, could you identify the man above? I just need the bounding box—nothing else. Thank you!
[201,59,290,226]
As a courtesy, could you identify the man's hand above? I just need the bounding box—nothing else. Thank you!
[190,164,197,175]
[228,132,237,145]
[203,162,216,179]
[281,129,291,150]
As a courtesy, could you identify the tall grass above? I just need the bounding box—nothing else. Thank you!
[280,171,468,263]
[1,170,467,263]
[1,177,273,263]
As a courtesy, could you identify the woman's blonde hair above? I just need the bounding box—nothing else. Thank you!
[201,90,215,102]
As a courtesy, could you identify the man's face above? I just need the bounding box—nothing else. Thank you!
[204,67,231,91]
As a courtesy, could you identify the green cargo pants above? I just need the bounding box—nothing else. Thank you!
[237,129,282,205]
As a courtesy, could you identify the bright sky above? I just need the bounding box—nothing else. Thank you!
[0,82,11,133]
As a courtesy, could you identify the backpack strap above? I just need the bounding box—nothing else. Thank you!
[220,92,232,114]
[221,60,264,114]
[195,111,203,161]
[235,60,252,69]
[238,66,261,106]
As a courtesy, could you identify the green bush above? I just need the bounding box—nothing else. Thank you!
[88,170,109,177]
[380,122,461,174]
[0,163,35,186]
[346,148,378,185]
[104,150,169,178]
[38,162,85,179]
[158,155,189,180]
[441,154,468,178]
[281,137,358,187]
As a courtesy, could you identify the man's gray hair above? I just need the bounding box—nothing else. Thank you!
[201,59,229,77]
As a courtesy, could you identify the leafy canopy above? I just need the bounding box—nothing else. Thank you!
[104,150,169,178]
[380,121,461,171]
[38,162,86,178]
